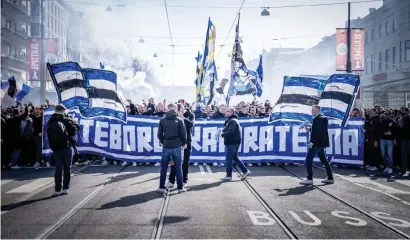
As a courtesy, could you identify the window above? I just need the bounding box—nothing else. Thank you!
[11,48,16,58]
[11,23,16,32]
[392,19,397,31]
[385,21,389,35]
[370,54,374,73]
[379,52,382,71]
[400,41,403,63]
[378,24,382,38]
[365,31,368,44]
[371,28,374,41]
[406,40,410,62]
[393,46,397,65]
[386,49,389,69]
[6,20,11,29]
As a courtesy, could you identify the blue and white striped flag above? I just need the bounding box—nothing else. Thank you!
[269,76,327,123]
[1,76,30,102]
[318,74,360,126]
[82,69,127,121]
[47,62,89,112]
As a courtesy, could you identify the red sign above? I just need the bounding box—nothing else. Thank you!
[351,29,364,71]
[28,39,40,81]
[335,28,365,71]
[336,28,348,71]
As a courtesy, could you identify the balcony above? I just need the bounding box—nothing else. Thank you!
[1,27,27,48]
[1,0,29,22]
[1,54,28,72]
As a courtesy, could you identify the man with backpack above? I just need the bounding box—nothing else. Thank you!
[47,104,80,196]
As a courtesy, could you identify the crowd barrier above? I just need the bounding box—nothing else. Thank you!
[42,109,365,166]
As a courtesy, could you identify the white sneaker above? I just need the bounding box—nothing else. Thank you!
[299,179,313,185]
[121,161,128,166]
[193,162,198,166]
[221,176,232,181]
[183,183,189,188]
[178,188,187,193]
[61,189,68,195]
[132,162,137,167]
[33,162,40,169]
[266,162,271,166]
[383,168,389,173]
[203,163,207,166]
[154,163,161,167]
[83,160,90,165]
[212,162,218,167]
[257,163,262,166]
[145,162,151,166]
[219,163,225,167]
[387,168,393,174]
[369,166,378,171]
[114,161,118,165]
[321,178,335,184]
[101,160,109,165]
[241,170,251,180]
[156,188,166,194]
[247,163,253,167]
[45,162,51,167]
[11,165,20,169]
[53,191,61,197]
[165,182,174,189]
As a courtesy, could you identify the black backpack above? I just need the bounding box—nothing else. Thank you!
[47,120,70,151]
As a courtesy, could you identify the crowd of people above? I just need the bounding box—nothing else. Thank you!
[1,99,409,177]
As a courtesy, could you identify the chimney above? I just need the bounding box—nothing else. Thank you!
[369,8,376,13]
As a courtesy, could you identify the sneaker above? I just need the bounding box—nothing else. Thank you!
[33,162,40,169]
[368,166,377,171]
[165,182,175,189]
[145,162,151,166]
[114,161,118,165]
[183,182,189,188]
[61,189,68,195]
[257,163,262,166]
[156,188,166,194]
[101,160,109,165]
[11,165,20,169]
[387,168,393,174]
[121,161,128,166]
[299,179,313,185]
[219,163,225,167]
[241,170,251,180]
[53,191,61,197]
[266,162,271,166]
[321,178,334,184]
[193,162,198,166]
[212,162,218,167]
[154,163,161,167]
[83,160,90,165]
[132,162,137,167]
[221,176,232,181]
[178,188,187,193]
[203,163,207,166]
[46,162,51,167]
[247,163,253,167]
[383,168,389,173]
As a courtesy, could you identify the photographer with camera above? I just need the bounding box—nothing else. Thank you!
[47,104,80,197]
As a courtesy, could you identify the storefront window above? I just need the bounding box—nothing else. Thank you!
[406,40,410,62]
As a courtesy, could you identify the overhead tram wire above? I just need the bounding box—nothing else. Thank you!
[163,0,175,83]
[218,0,246,57]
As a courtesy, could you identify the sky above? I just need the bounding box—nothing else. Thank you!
[65,0,382,88]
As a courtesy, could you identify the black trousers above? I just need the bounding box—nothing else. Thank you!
[169,142,191,184]
[366,139,382,167]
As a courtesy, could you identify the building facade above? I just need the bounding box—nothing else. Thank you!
[1,0,30,82]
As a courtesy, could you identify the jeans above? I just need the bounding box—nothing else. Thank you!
[380,139,394,168]
[159,147,183,189]
[401,140,410,171]
[225,144,248,177]
[54,148,73,192]
[305,147,333,180]
[11,150,21,166]
[169,142,191,184]
[35,136,43,163]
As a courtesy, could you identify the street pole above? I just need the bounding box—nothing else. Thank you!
[39,0,46,105]
[346,2,352,73]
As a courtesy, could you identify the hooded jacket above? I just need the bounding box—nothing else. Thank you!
[221,114,242,145]
[48,114,80,137]
[157,110,187,148]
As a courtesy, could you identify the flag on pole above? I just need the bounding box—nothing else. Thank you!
[1,76,30,102]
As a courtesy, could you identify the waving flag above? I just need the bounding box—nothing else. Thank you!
[194,51,202,96]
[47,62,89,112]
[100,62,105,69]
[318,74,360,126]
[196,18,216,104]
[82,69,127,121]
[1,76,30,102]
[226,14,263,105]
[47,62,127,121]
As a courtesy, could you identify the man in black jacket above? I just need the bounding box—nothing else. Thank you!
[300,105,334,185]
[379,111,398,174]
[47,104,80,196]
[399,108,410,174]
[364,108,382,171]
[166,103,195,188]
[157,103,187,193]
[8,107,29,169]
[220,107,250,181]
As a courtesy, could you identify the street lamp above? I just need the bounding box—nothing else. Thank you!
[261,7,270,16]
[153,53,158,57]
[138,37,145,43]
[106,6,112,12]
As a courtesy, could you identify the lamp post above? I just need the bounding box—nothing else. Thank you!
[39,0,46,105]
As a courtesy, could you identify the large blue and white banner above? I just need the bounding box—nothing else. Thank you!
[42,108,365,166]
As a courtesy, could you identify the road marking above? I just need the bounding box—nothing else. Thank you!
[1,179,15,186]
[6,177,53,194]
[205,165,213,174]
[394,180,410,188]
[338,175,410,195]
[199,165,205,174]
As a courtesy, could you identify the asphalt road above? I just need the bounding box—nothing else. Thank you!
[2,163,410,239]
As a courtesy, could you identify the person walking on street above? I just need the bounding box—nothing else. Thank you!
[157,103,187,194]
[220,107,251,181]
[300,105,334,185]
[47,104,80,196]
[166,103,195,189]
